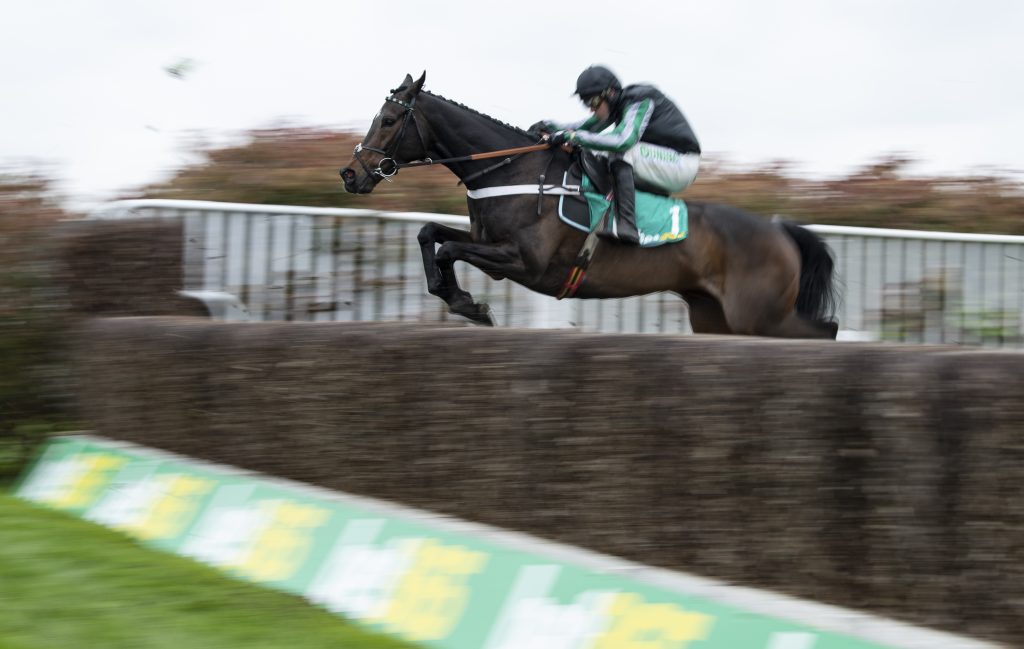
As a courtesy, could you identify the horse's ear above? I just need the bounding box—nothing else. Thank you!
[412,71,426,94]
[401,73,414,87]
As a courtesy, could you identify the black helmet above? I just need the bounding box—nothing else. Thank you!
[575,65,621,98]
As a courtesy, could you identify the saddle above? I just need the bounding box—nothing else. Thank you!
[557,151,688,248]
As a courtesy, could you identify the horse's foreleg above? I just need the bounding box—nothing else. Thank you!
[436,240,526,281]
[417,222,473,296]
[416,222,505,326]
[433,240,529,325]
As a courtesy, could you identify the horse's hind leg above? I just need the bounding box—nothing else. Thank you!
[682,292,733,335]
[762,313,839,339]
[717,280,836,339]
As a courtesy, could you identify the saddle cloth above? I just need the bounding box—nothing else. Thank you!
[557,154,689,247]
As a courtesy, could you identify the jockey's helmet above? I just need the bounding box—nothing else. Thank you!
[575,65,621,100]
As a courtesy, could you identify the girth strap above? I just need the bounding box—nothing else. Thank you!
[466,184,581,200]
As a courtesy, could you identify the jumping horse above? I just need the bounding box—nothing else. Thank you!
[340,72,839,338]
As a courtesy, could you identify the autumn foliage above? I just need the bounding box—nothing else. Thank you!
[687,156,1024,234]
[136,128,469,216]
[0,172,74,476]
[135,126,1024,235]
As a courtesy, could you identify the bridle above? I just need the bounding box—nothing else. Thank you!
[350,94,429,182]
[347,92,552,185]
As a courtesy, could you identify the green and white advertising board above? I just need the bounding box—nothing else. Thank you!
[16,436,994,649]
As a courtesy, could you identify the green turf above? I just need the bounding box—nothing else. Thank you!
[0,492,421,649]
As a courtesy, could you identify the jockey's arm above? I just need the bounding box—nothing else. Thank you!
[567,98,653,152]
[539,113,603,133]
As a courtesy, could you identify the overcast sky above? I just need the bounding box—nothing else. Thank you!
[3,0,1023,208]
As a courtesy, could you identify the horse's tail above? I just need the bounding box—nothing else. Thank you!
[779,221,839,322]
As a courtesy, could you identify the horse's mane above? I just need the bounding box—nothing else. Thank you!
[421,90,531,137]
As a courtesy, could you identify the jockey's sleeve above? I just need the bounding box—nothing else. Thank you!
[546,114,603,132]
[568,99,653,152]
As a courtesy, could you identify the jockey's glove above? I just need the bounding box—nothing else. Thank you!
[548,130,572,147]
[528,120,552,135]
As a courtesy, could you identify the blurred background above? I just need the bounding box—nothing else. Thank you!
[4,0,1024,209]
[4,0,1024,480]
[2,2,1024,646]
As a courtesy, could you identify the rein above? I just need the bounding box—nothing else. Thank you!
[397,143,551,169]
[352,92,550,183]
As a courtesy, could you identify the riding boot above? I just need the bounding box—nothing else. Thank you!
[600,160,640,245]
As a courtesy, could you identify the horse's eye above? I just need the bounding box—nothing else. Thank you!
[382,117,397,127]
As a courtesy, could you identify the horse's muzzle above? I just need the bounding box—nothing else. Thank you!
[339,166,361,194]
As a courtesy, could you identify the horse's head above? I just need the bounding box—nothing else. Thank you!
[340,72,428,194]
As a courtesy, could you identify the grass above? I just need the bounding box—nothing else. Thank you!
[0,492,421,649]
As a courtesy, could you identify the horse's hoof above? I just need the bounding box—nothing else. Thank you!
[470,305,496,327]
[454,304,496,326]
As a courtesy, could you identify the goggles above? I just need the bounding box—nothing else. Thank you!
[582,93,605,110]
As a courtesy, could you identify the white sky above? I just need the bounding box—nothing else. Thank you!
[3,0,1023,208]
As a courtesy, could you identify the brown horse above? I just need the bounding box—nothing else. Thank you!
[340,72,838,338]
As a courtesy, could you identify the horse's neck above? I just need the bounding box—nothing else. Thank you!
[419,95,541,187]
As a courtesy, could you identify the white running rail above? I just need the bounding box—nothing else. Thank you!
[91,199,1024,346]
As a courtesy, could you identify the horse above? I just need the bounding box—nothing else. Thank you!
[340,72,839,339]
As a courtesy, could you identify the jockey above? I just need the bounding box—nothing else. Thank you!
[534,65,701,245]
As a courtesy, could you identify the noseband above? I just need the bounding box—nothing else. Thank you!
[351,95,429,182]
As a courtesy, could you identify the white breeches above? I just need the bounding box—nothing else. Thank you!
[594,142,700,193]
